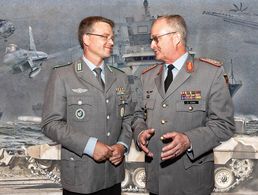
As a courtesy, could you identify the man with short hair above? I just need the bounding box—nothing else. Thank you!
[133,15,235,195]
[42,16,132,195]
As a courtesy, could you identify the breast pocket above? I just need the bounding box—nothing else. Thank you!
[67,95,93,122]
[176,100,206,128]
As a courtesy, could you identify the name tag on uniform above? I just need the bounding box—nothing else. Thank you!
[184,101,199,104]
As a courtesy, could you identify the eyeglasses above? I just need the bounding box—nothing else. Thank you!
[86,33,114,42]
[150,32,177,43]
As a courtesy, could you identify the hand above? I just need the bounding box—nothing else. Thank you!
[138,128,155,157]
[109,144,125,166]
[93,141,114,162]
[161,132,190,161]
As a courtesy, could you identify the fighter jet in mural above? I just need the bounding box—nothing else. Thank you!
[0,19,15,41]
[2,26,47,78]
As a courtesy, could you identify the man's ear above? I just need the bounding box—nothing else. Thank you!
[83,34,90,46]
[174,32,181,46]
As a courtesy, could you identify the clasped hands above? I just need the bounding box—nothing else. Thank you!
[93,141,125,165]
[138,129,191,160]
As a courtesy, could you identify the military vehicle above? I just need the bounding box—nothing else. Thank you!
[2,26,48,78]
[213,119,258,193]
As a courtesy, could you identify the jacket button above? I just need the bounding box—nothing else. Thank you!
[106,99,109,103]
[161,120,166,124]
[162,104,167,108]
[107,132,111,136]
[78,100,82,105]
[188,106,193,111]
[107,115,110,119]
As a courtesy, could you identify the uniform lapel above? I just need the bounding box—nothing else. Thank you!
[75,59,104,91]
[154,65,165,99]
[104,65,116,93]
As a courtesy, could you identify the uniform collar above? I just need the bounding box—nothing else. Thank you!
[165,52,188,72]
[82,55,105,74]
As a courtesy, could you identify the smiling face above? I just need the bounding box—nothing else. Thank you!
[83,21,114,65]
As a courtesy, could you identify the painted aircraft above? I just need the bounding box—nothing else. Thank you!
[2,26,48,78]
[0,19,15,41]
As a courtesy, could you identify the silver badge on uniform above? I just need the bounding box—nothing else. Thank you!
[75,108,85,119]
[120,107,125,117]
[72,88,88,94]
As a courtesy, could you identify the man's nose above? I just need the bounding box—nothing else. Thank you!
[150,40,156,49]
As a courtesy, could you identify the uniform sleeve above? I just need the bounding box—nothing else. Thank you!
[132,76,148,149]
[41,69,90,157]
[117,76,133,149]
[184,67,235,160]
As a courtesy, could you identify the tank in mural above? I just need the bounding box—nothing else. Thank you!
[213,119,258,193]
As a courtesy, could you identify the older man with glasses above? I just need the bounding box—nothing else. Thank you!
[133,15,235,195]
[42,16,133,195]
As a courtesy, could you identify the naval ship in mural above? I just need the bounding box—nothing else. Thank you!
[0,1,254,194]
[227,60,242,96]
[113,0,242,102]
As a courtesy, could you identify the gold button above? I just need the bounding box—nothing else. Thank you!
[189,106,193,111]
[162,104,167,108]
[161,120,166,124]
[78,100,82,105]
[107,115,110,119]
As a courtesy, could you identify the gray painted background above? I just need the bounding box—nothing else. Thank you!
[0,0,257,120]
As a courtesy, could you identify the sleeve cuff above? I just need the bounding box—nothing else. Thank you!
[84,137,98,157]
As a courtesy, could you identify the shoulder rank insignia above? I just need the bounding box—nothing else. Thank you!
[76,62,83,72]
[142,64,159,74]
[186,61,194,73]
[199,57,223,67]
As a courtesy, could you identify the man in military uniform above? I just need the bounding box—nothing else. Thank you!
[133,15,235,195]
[41,16,132,195]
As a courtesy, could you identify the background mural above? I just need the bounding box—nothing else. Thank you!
[0,0,258,194]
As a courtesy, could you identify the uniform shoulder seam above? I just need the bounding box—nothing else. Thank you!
[53,62,72,69]
[199,57,223,67]
[142,64,159,74]
[109,66,125,73]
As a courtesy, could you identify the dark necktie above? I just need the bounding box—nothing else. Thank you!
[164,64,175,92]
[93,68,105,89]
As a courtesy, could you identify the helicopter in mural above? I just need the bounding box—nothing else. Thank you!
[2,26,48,78]
[0,19,15,41]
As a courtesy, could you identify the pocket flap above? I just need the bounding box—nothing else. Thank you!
[176,100,206,112]
[67,95,93,106]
